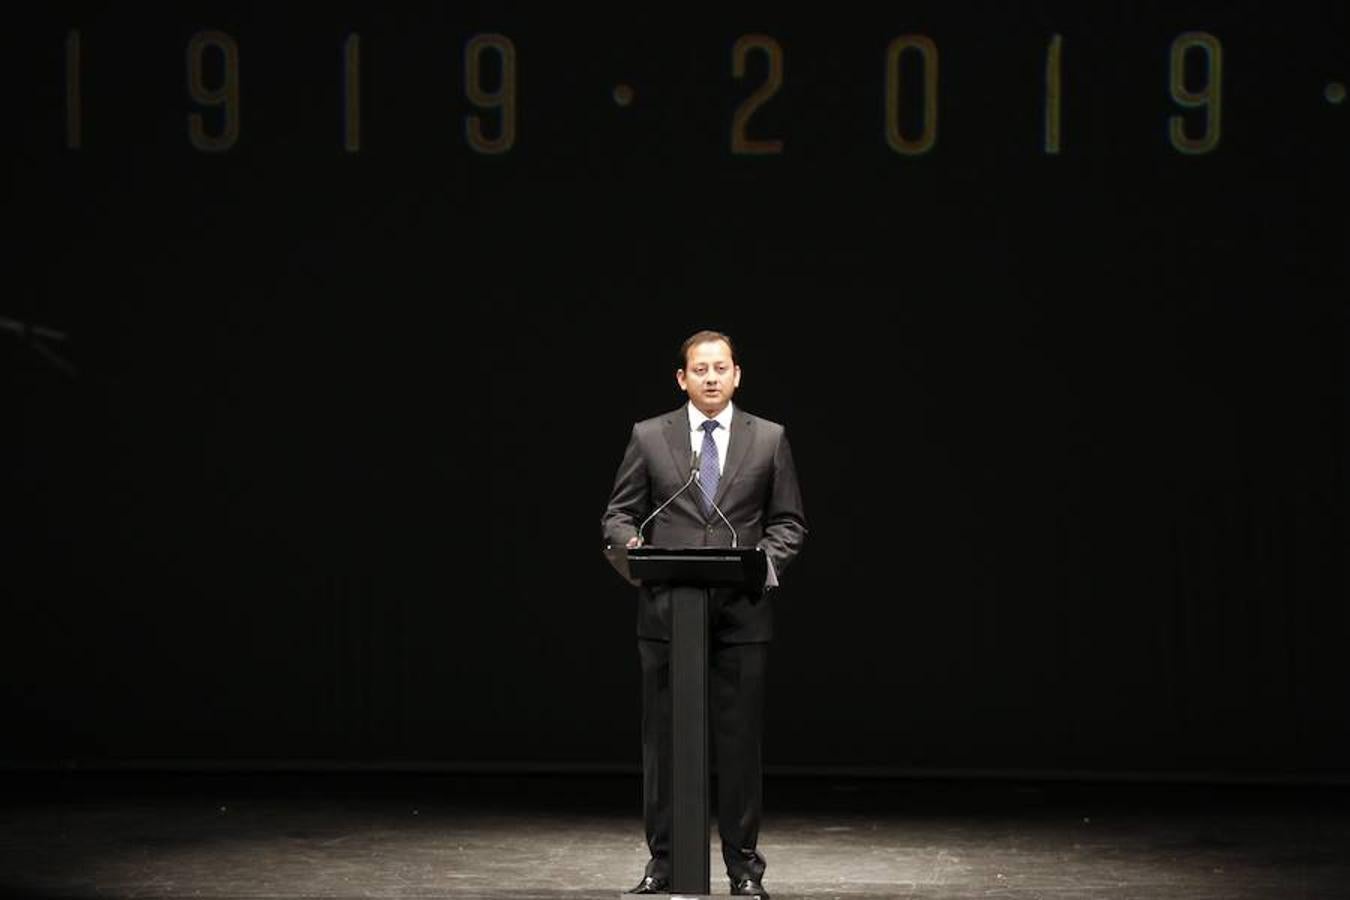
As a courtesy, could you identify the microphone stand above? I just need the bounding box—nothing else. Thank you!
[694,470,738,547]
[635,452,701,546]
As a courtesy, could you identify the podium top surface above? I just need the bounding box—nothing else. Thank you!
[604,545,766,589]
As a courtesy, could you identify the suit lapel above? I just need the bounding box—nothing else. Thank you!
[714,411,755,508]
[663,407,693,482]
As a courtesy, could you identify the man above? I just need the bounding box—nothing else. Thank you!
[602,330,807,899]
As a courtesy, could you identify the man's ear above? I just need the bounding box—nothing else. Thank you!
[733,366,742,388]
[675,369,688,390]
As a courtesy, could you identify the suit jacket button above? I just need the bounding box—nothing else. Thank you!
[706,524,714,532]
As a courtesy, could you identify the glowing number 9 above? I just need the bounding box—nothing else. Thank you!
[465,34,516,155]
[1169,32,1222,155]
[187,30,240,152]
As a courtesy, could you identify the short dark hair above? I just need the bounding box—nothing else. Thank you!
[679,330,737,370]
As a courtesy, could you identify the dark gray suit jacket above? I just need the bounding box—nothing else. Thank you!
[602,405,807,643]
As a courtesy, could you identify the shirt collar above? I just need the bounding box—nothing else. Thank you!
[687,401,734,433]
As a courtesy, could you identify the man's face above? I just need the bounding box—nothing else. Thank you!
[676,340,741,416]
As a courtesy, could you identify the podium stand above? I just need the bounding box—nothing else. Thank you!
[606,546,767,898]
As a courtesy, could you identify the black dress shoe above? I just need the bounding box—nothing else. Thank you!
[731,877,770,899]
[626,875,669,894]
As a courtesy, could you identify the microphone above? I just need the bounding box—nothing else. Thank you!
[635,451,701,546]
[694,468,739,548]
[0,316,68,343]
[0,315,77,378]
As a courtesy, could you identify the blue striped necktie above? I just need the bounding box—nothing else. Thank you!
[699,420,720,515]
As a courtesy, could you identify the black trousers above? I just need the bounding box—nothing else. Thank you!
[638,638,769,883]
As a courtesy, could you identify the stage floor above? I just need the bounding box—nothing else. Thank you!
[0,773,1345,899]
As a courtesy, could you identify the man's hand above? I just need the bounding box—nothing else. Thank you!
[626,536,642,548]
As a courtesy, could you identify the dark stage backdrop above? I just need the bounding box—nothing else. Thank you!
[3,3,1347,778]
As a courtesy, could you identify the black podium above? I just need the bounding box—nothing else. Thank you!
[605,545,767,898]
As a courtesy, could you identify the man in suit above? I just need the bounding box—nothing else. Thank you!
[602,330,807,900]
